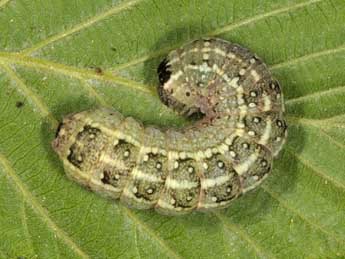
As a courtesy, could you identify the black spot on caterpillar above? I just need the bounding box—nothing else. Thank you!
[52,38,287,215]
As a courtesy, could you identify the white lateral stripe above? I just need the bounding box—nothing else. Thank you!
[100,155,126,169]
[202,175,230,188]
[157,200,175,210]
[122,188,133,198]
[235,128,245,136]
[171,70,183,80]
[199,200,230,209]
[229,77,240,88]
[250,70,261,82]
[165,178,198,189]
[212,64,222,74]
[185,64,199,70]
[263,95,272,111]
[243,174,269,193]
[163,70,183,89]
[239,105,248,117]
[201,47,211,52]
[227,53,236,59]
[188,48,199,54]
[95,125,140,146]
[222,74,230,83]
[168,57,179,65]
[180,48,199,58]
[214,48,226,56]
[122,188,152,204]
[132,168,162,182]
[233,153,258,175]
[259,118,272,145]
[236,85,244,94]
[96,124,117,137]
[199,63,213,72]
[203,47,227,57]
[89,178,121,192]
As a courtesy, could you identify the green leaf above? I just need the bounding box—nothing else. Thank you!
[0,0,344,258]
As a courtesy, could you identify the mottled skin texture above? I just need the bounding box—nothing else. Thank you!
[52,38,287,215]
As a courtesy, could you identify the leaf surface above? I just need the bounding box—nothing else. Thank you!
[0,0,344,258]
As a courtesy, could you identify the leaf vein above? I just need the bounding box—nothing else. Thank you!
[21,0,143,55]
[0,64,58,128]
[285,85,345,106]
[272,44,345,70]
[0,52,155,96]
[287,115,345,129]
[134,225,142,259]
[20,201,35,255]
[120,207,183,259]
[109,0,324,72]
[286,148,345,191]
[213,212,275,259]
[261,186,345,244]
[290,118,345,150]
[0,152,90,259]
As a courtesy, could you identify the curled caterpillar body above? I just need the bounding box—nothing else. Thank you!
[52,38,287,215]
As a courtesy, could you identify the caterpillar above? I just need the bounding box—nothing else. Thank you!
[52,38,287,215]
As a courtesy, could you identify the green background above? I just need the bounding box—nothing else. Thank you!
[0,0,344,258]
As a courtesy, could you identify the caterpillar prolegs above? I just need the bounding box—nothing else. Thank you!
[52,38,287,215]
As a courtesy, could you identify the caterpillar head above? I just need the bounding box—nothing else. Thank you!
[157,58,203,117]
[52,113,82,159]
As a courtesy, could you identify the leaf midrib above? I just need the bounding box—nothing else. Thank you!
[0,0,10,10]
[0,52,155,96]
[1,47,345,111]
